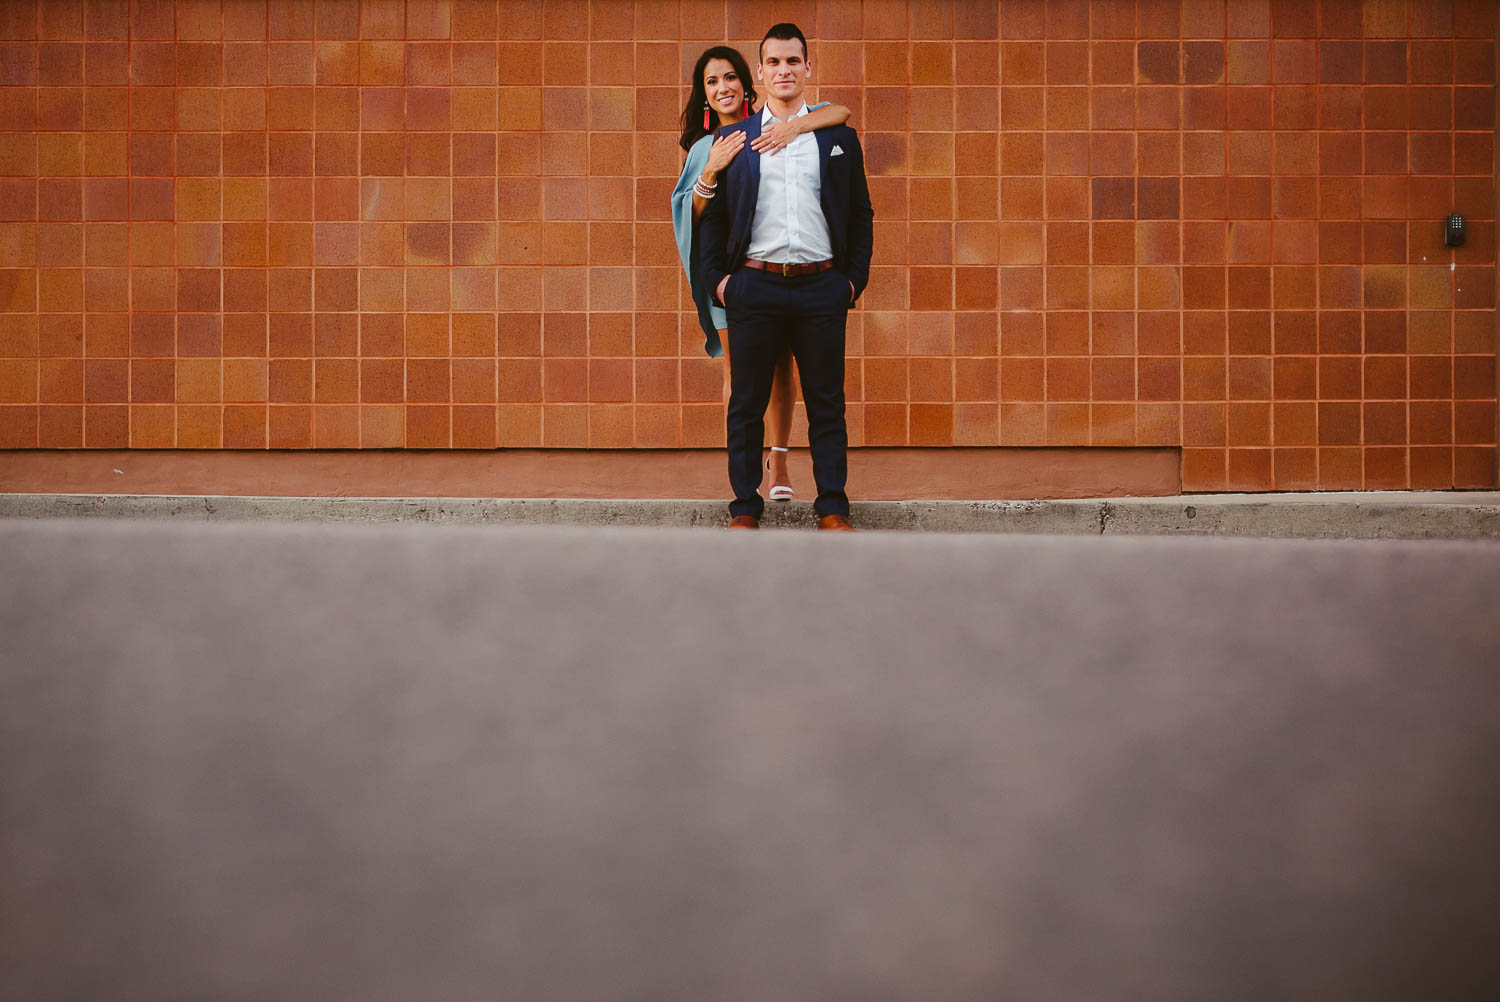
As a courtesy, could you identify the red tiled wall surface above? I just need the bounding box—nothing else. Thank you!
[0,0,1496,491]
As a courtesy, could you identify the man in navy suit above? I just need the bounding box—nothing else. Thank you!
[696,22,875,531]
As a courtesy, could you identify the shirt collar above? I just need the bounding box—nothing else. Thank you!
[760,102,810,126]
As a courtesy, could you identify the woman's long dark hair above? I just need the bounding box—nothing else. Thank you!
[679,45,758,152]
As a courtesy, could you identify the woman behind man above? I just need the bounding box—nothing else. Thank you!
[670,45,849,501]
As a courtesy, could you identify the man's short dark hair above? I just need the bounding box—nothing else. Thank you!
[760,22,807,61]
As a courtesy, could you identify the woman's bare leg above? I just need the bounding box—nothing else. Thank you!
[764,347,795,488]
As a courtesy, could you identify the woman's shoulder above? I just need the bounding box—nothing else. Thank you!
[680,133,713,167]
[676,134,712,184]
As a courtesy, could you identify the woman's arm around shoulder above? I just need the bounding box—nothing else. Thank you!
[805,101,851,128]
[752,102,851,154]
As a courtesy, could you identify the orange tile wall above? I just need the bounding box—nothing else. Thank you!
[0,0,1496,491]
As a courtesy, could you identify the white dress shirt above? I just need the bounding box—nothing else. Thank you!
[746,103,833,264]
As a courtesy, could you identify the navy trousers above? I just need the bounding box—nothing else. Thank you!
[723,267,851,519]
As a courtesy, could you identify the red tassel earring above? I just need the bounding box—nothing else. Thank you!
[743,97,751,118]
[703,102,711,130]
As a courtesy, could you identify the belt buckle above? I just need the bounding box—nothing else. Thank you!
[781,262,791,277]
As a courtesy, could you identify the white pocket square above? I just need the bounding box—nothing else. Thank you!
[831,145,844,156]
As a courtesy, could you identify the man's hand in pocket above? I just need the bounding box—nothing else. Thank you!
[717,275,730,304]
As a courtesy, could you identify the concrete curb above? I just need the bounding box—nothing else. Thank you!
[3,492,1500,539]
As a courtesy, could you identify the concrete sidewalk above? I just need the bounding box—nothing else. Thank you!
[3,490,1500,538]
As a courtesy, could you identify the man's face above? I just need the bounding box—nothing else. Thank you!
[757,36,809,104]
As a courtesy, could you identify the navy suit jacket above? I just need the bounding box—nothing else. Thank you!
[694,111,875,310]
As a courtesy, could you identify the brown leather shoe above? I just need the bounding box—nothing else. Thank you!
[727,515,760,530]
[817,514,854,532]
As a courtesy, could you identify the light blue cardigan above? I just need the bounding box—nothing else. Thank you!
[671,134,725,356]
[670,104,830,358]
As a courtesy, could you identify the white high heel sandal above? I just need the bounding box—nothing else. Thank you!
[766,446,794,501]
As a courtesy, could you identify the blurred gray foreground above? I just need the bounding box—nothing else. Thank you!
[2,520,1499,1002]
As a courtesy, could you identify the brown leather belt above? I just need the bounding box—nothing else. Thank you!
[741,258,834,277]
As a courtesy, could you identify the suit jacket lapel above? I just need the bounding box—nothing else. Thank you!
[747,112,768,196]
[739,114,763,239]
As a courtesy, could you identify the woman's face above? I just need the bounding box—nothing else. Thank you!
[702,57,746,122]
